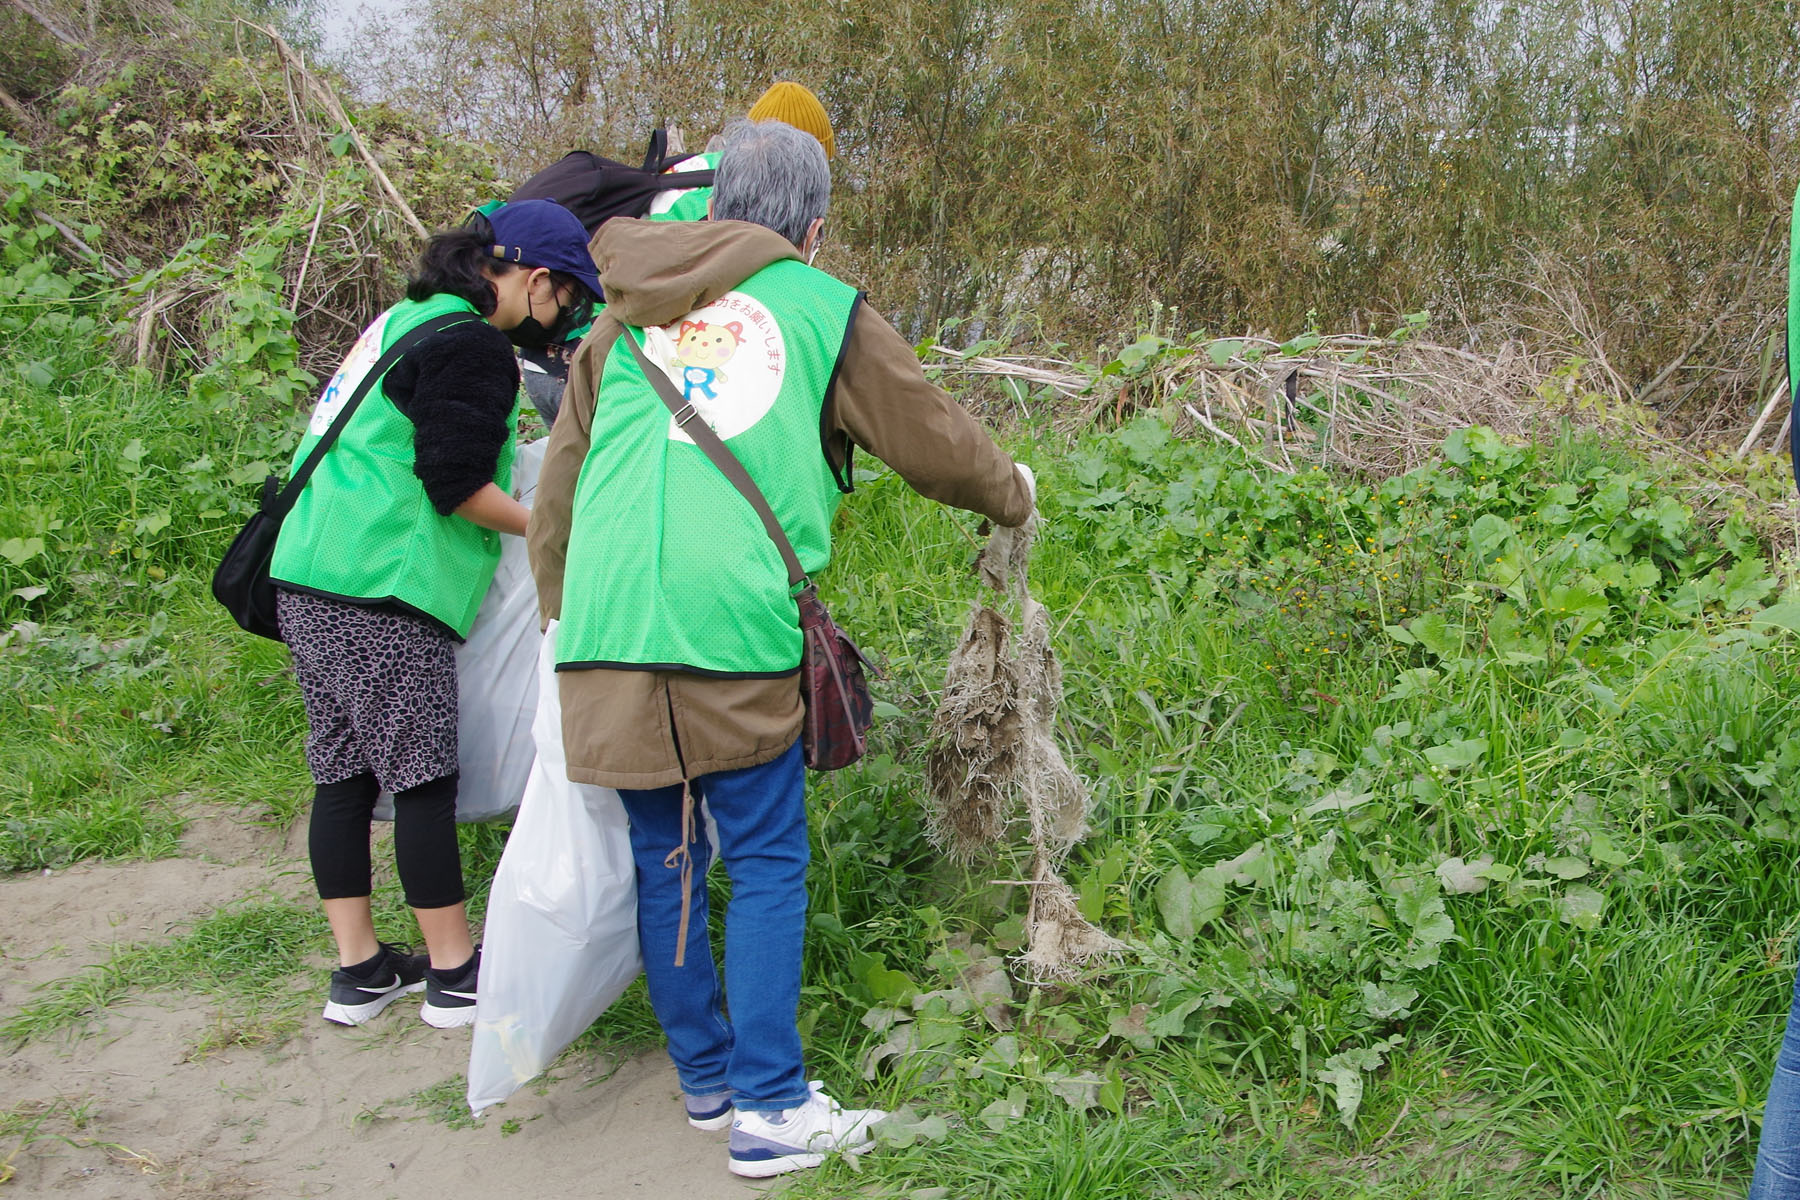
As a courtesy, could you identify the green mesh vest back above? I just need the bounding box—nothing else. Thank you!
[270,294,518,638]
[647,153,719,224]
[557,260,859,676]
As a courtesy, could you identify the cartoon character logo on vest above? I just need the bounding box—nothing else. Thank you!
[307,312,390,437]
[674,320,742,405]
[648,292,785,444]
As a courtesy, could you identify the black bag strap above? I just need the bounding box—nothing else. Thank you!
[640,127,717,187]
[623,328,806,589]
[663,169,716,190]
[271,312,481,519]
[642,128,668,173]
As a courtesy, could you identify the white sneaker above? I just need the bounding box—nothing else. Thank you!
[726,1082,887,1178]
[685,1090,735,1131]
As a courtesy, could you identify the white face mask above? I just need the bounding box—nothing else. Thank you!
[807,244,819,268]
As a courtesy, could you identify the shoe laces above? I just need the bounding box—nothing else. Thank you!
[764,1083,834,1126]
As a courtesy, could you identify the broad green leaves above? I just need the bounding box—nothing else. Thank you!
[1393,887,1455,969]
[1117,415,1171,464]
[1424,737,1487,771]
[1155,862,1229,940]
[1320,1035,1405,1127]
[0,536,45,567]
[873,1106,950,1148]
[1557,884,1607,930]
[1752,601,1800,634]
[1435,855,1497,894]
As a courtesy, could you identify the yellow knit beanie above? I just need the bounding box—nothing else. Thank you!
[746,82,836,159]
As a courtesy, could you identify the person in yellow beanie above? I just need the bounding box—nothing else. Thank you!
[518,84,839,425]
[745,82,835,159]
[648,82,836,223]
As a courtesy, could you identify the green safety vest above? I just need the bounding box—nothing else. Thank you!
[270,294,518,638]
[556,259,859,676]
[647,153,719,224]
[1788,178,1800,488]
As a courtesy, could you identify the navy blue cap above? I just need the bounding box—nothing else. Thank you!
[487,199,603,301]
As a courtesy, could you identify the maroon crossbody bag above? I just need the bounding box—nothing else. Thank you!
[625,330,878,771]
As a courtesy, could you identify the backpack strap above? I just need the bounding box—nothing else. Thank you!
[623,328,806,589]
[271,312,482,519]
[662,170,716,191]
[642,128,668,173]
[642,126,717,187]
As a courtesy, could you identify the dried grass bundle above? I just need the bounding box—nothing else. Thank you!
[923,605,1020,860]
[1018,859,1122,981]
[925,514,1120,978]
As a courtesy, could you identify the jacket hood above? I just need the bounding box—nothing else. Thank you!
[590,218,800,328]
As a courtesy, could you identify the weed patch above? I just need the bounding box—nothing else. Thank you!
[2,900,319,1044]
[795,410,1800,1191]
[402,1076,480,1131]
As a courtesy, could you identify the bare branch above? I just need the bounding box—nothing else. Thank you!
[240,20,430,242]
[7,0,85,49]
[33,207,120,278]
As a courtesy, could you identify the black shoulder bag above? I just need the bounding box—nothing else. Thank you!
[623,330,878,771]
[211,312,480,641]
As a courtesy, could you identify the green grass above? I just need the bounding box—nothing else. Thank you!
[0,1097,105,1186]
[0,899,320,1043]
[401,1075,481,1130]
[0,342,314,870]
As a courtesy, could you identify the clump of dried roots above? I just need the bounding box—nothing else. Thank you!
[923,606,1019,855]
[1018,865,1122,978]
[925,514,1121,980]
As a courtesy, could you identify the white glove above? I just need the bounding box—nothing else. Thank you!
[1015,462,1037,510]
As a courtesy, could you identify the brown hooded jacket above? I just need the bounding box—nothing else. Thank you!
[527,218,1031,789]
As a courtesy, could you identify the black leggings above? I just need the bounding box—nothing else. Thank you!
[309,771,465,909]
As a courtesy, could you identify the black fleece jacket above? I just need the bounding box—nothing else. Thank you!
[381,320,522,514]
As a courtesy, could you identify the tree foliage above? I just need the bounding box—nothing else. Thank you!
[344,0,1800,424]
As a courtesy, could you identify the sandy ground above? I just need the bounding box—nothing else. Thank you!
[0,810,774,1200]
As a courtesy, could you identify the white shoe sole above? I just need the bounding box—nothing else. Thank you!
[727,1139,876,1178]
[688,1108,734,1132]
[420,1001,477,1029]
[322,981,423,1026]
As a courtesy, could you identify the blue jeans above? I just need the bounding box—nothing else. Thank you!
[617,740,810,1112]
[1755,964,1800,1198]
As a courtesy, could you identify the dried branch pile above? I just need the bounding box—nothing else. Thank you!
[5,6,492,383]
[925,334,1790,478]
[133,22,441,380]
[925,515,1121,980]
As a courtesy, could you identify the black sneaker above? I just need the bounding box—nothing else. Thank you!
[421,947,480,1029]
[322,943,426,1026]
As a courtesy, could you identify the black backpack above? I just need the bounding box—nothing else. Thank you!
[508,129,715,235]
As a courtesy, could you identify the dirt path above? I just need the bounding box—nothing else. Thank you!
[0,813,771,1199]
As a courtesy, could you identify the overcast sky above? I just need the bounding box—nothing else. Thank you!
[314,0,414,56]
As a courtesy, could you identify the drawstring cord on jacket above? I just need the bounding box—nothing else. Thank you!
[664,781,697,967]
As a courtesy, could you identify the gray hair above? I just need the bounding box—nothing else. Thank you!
[711,118,830,248]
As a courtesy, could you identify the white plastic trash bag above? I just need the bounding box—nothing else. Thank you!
[467,620,642,1114]
[377,439,548,824]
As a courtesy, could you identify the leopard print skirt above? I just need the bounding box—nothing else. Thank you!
[276,588,459,793]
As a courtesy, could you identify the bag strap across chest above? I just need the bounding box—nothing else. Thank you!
[276,311,482,518]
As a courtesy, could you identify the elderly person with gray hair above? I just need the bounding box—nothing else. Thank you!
[528,118,1033,1178]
